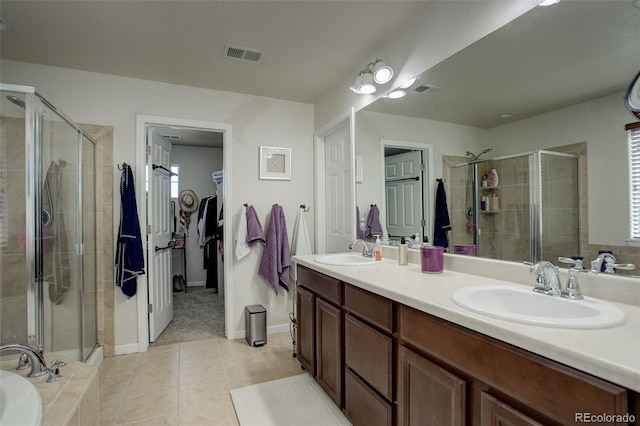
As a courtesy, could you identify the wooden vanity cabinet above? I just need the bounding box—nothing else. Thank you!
[296,265,343,407]
[398,305,632,426]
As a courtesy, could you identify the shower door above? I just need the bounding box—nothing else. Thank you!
[39,101,83,357]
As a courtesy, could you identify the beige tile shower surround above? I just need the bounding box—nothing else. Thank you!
[98,332,301,426]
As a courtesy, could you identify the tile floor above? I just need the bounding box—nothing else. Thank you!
[98,332,303,425]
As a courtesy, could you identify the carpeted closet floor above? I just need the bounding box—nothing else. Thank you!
[151,286,225,347]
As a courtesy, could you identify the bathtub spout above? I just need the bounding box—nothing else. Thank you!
[0,344,49,377]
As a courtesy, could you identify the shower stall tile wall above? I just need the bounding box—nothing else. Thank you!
[0,85,103,362]
[449,149,580,264]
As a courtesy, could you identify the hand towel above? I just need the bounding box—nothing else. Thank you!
[115,164,145,298]
[365,205,383,238]
[433,179,452,249]
[246,205,266,246]
[235,205,250,261]
[259,204,291,294]
[290,207,313,281]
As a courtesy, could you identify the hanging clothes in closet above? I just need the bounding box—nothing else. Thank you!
[197,195,221,291]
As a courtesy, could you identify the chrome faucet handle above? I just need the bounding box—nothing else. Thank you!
[561,267,596,300]
[558,256,584,270]
[606,263,635,273]
[46,359,66,383]
[17,353,30,370]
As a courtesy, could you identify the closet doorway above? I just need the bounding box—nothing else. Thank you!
[136,116,233,352]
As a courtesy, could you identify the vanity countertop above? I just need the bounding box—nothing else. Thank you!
[292,254,640,393]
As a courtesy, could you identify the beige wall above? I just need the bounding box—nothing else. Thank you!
[1,60,315,350]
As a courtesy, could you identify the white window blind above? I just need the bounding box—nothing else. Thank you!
[629,124,640,239]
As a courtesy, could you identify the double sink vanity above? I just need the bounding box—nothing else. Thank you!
[294,248,640,425]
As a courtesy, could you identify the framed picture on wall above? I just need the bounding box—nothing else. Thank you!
[259,146,291,180]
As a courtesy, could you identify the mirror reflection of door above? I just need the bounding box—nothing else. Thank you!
[385,149,424,241]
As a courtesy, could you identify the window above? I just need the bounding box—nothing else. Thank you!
[170,165,179,198]
[145,164,180,198]
[628,123,640,239]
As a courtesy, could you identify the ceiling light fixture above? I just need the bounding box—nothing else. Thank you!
[539,0,560,6]
[351,59,394,95]
[399,77,417,89]
[372,59,393,84]
[350,69,377,95]
[498,112,517,119]
[387,89,406,99]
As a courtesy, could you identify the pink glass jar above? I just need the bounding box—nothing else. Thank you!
[421,246,444,273]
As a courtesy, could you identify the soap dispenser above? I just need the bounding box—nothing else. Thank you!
[399,237,408,265]
[374,235,383,261]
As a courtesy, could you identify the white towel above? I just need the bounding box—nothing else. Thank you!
[235,205,250,261]
[290,207,313,281]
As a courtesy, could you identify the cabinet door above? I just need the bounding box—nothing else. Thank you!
[296,285,315,375]
[316,298,342,407]
[345,368,392,426]
[397,345,466,426]
[480,392,544,426]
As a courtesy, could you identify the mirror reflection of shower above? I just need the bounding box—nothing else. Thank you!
[466,148,493,161]
[6,95,26,109]
[464,149,493,241]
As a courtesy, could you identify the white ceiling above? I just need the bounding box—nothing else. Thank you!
[0,0,430,105]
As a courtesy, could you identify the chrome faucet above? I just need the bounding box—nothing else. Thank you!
[590,253,635,274]
[0,343,49,377]
[349,239,375,258]
[527,261,562,296]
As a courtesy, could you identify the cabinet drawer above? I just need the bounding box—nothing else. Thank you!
[345,314,393,400]
[297,265,342,305]
[345,368,392,426]
[398,305,628,425]
[344,284,393,332]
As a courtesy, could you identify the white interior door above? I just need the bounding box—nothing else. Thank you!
[325,122,353,253]
[385,151,423,239]
[147,127,173,342]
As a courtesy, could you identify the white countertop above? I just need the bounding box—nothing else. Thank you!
[293,253,640,393]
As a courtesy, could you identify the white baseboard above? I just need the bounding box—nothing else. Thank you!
[115,343,141,356]
[187,281,206,287]
[232,323,291,340]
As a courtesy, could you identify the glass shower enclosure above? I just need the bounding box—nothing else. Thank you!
[0,84,97,362]
[450,150,580,263]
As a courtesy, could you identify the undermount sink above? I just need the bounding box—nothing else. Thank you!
[0,369,43,426]
[452,285,626,329]
[314,253,377,266]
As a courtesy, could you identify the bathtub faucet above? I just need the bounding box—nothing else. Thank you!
[0,343,49,377]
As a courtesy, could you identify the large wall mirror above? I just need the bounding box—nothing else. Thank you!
[355,1,640,272]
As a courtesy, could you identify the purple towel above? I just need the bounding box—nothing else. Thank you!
[365,205,383,238]
[246,205,265,246]
[259,204,291,294]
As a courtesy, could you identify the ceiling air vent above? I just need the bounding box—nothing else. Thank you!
[414,85,432,93]
[223,44,265,63]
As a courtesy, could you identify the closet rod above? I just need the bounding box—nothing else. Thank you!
[152,164,178,176]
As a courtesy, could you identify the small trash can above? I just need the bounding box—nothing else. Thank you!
[245,305,267,347]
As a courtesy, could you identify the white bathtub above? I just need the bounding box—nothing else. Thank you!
[0,369,42,426]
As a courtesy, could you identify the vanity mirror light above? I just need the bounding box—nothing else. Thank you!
[355,1,640,270]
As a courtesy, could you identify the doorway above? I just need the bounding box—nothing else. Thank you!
[135,115,233,353]
[379,139,434,245]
